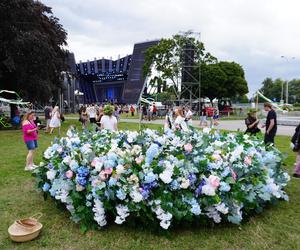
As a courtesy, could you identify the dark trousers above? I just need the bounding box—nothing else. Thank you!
[264,132,276,145]
[90,118,96,123]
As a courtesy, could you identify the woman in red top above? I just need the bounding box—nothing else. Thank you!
[22,111,38,171]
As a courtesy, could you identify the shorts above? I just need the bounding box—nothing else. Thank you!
[25,140,38,150]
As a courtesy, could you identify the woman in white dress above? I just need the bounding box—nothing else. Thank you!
[100,105,118,131]
[174,107,189,132]
[49,106,61,135]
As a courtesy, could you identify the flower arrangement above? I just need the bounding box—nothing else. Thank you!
[34,127,290,231]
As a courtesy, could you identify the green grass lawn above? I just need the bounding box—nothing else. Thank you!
[0,120,299,250]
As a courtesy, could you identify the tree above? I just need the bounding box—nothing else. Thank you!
[259,78,284,102]
[0,0,68,103]
[143,31,216,99]
[144,32,248,102]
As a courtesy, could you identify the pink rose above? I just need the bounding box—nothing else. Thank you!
[208,175,220,188]
[184,143,193,152]
[65,170,73,179]
[244,156,252,165]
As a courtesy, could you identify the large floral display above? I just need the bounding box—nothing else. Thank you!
[34,127,290,230]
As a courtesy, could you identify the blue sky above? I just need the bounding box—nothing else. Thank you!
[44,0,300,96]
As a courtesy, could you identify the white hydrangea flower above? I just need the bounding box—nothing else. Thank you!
[93,199,107,227]
[159,170,173,184]
[46,169,57,180]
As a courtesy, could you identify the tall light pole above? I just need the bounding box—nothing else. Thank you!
[281,56,295,104]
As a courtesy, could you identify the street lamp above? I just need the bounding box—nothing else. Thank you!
[281,56,295,104]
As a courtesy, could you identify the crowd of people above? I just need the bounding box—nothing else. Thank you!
[20,101,300,179]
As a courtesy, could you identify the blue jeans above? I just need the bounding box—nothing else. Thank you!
[25,140,38,150]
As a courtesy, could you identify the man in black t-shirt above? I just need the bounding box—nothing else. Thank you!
[263,103,277,145]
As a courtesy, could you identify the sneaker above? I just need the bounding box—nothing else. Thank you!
[292,173,300,178]
[24,165,34,171]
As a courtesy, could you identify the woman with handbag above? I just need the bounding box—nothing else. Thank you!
[291,123,300,178]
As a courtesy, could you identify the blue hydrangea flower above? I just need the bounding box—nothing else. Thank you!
[116,189,126,200]
[144,172,157,183]
[145,144,160,164]
[195,179,206,197]
[170,180,180,190]
[108,178,117,187]
[219,182,231,192]
[42,182,51,192]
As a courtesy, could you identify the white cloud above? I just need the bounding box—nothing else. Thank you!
[44,0,300,95]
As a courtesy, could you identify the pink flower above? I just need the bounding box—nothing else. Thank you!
[104,167,113,175]
[65,170,73,179]
[91,158,98,167]
[230,168,237,181]
[244,156,252,165]
[99,168,113,180]
[184,143,193,152]
[135,156,144,165]
[208,175,220,188]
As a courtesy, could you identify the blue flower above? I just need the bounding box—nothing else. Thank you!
[170,180,180,190]
[116,189,126,200]
[76,166,89,186]
[188,173,197,187]
[47,163,54,169]
[144,172,157,184]
[219,182,231,192]
[145,144,160,164]
[42,182,51,192]
[108,178,117,187]
[195,179,206,197]
[190,203,201,215]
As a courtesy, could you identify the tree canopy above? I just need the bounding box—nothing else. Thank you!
[0,0,68,103]
[259,77,300,103]
[143,32,248,101]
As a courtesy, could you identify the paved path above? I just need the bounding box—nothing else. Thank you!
[120,119,296,136]
[66,117,296,136]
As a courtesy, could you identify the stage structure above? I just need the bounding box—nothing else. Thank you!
[179,31,201,107]
[75,40,159,104]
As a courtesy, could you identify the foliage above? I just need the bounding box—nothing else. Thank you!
[199,61,248,102]
[144,31,248,101]
[143,31,216,99]
[34,127,289,231]
[0,0,68,103]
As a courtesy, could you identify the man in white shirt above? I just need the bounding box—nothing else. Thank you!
[88,104,97,124]
[185,106,193,126]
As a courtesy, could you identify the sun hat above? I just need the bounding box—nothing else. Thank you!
[8,213,43,242]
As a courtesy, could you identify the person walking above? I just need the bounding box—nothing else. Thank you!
[262,103,277,145]
[174,107,189,132]
[44,105,52,133]
[291,123,300,178]
[49,106,61,135]
[130,105,135,117]
[22,111,38,171]
[100,105,118,131]
[245,109,260,135]
[80,106,88,128]
[199,102,208,127]
[185,106,193,127]
[88,104,97,124]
